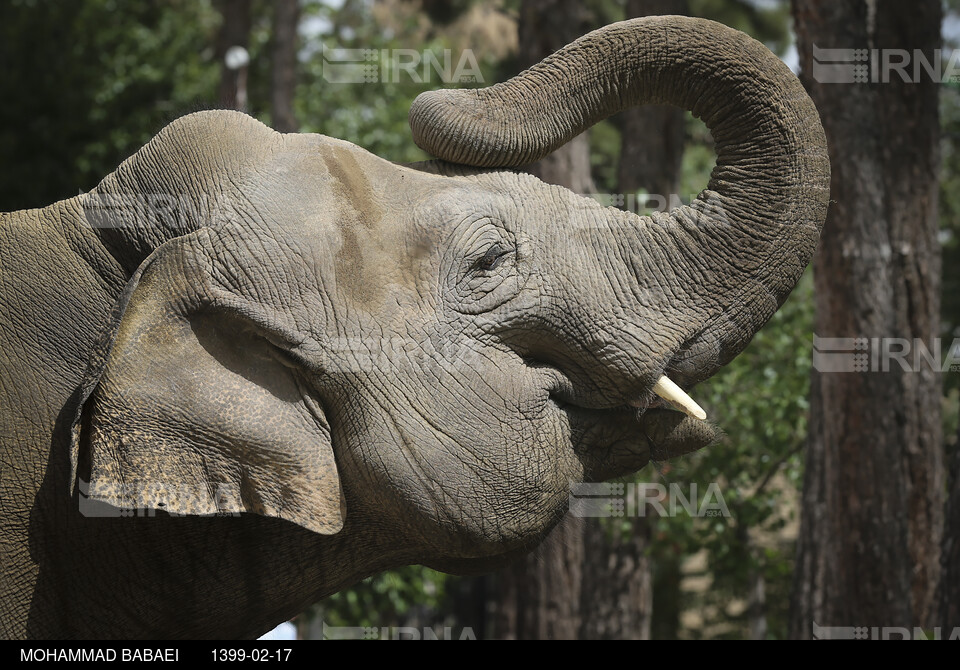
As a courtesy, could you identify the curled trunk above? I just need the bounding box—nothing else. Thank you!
[410,16,830,384]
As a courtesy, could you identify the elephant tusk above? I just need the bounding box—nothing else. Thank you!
[631,376,707,421]
[652,376,707,420]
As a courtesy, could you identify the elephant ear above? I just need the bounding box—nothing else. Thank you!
[69,232,344,535]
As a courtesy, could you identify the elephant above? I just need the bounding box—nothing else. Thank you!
[0,16,829,639]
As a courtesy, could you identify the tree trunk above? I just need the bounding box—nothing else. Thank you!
[747,561,767,639]
[490,517,584,639]
[789,0,943,638]
[739,523,768,640]
[940,423,960,629]
[271,0,300,132]
[448,575,489,641]
[579,487,654,639]
[215,0,252,111]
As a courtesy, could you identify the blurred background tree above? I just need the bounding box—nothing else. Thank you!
[790,0,944,636]
[0,0,219,211]
[1,0,955,639]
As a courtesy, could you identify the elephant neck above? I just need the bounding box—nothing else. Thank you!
[25,503,410,638]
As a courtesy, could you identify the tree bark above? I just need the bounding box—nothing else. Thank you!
[448,575,489,641]
[579,488,654,639]
[940,423,960,628]
[215,0,252,111]
[789,0,943,638]
[271,0,300,132]
[739,523,768,640]
[490,517,584,639]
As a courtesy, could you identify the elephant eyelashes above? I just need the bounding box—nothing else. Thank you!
[474,244,511,272]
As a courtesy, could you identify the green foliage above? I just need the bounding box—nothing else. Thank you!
[242,0,285,125]
[0,0,220,211]
[296,0,498,163]
[588,121,622,194]
[679,270,812,639]
[312,566,451,628]
[678,117,717,197]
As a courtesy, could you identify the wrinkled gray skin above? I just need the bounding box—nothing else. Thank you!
[0,17,829,638]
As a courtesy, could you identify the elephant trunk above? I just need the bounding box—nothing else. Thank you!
[409,16,830,387]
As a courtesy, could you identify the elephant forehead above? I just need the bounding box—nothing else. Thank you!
[232,138,430,312]
[316,147,462,315]
[319,143,383,229]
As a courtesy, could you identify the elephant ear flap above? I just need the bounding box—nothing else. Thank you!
[69,235,345,535]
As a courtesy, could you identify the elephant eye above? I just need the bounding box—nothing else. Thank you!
[446,222,522,315]
[474,244,511,272]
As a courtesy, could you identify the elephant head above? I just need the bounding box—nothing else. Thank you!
[3,15,828,638]
[74,15,827,567]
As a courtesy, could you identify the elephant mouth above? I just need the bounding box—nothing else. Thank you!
[548,391,717,470]
[549,393,700,439]
[541,356,708,422]
[550,391,678,417]
[541,362,717,473]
